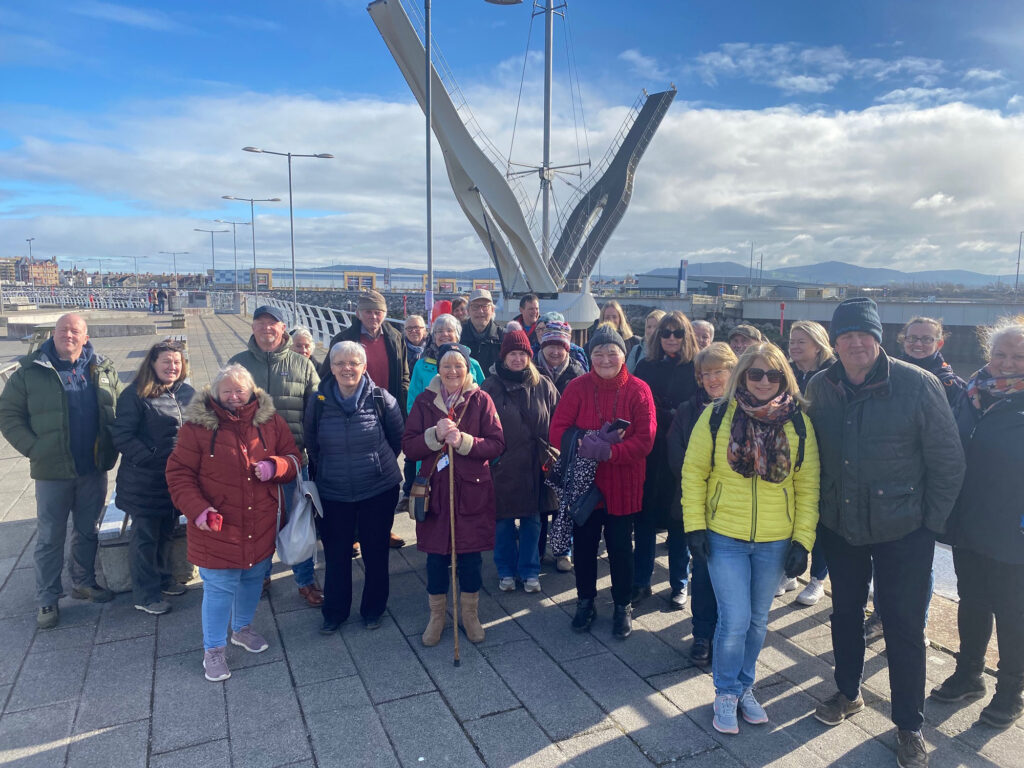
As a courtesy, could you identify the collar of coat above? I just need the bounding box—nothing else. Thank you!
[183,387,276,430]
[823,348,892,399]
[426,375,479,413]
[246,333,295,361]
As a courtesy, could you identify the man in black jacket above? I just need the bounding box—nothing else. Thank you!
[461,288,503,376]
[806,298,964,768]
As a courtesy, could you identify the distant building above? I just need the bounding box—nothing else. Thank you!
[0,258,18,283]
[18,257,59,287]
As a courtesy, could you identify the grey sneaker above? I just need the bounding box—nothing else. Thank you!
[713,693,739,734]
[896,729,928,768]
[739,688,769,724]
[161,583,188,596]
[775,576,799,597]
[498,577,516,592]
[203,646,231,681]
[523,577,541,593]
[134,600,172,616]
[37,604,59,630]
[71,584,114,603]
[230,624,269,653]
[814,691,865,726]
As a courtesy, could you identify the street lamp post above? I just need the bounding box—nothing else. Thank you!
[1016,231,1023,295]
[159,251,189,290]
[194,228,229,289]
[215,219,251,293]
[242,147,333,319]
[222,196,281,296]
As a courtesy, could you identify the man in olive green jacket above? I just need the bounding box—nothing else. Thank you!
[229,305,322,605]
[0,314,121,629]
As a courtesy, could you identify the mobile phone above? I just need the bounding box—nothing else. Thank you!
[208,512,223,532]
[609,418,631,432]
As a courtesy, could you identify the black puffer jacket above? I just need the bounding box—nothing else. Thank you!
[303,374,404,503]
[461,319,504,378]
[665,389,711,523]
[947,390,1024,564]
[806,351,965,546]
[110,380,196,517]
[634,355,698,525]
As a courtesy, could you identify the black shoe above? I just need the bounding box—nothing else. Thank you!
[571,598,596,633]
[930,670,986,703]
[690,637,712,665]
[161,583,188,597]
[319,618,343,635]
[612,603,632,639]
[895,729,928,768]
[979,688,1024,729]
[629,584,653,606]
[363,615,382,630]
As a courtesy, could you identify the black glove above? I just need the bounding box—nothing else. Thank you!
[687,530,710,562]
[783,541,809,579]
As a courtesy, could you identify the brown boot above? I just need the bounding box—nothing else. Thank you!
[421,593,447,647]
[460,591,485,643]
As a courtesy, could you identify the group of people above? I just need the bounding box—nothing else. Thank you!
[147,287,169,313]
[1,293,1021,768]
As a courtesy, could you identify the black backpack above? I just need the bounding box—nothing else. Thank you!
[708,401,806,471]
[314,386,387,424]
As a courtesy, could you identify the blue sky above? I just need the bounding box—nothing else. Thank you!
[2,0,1024,279]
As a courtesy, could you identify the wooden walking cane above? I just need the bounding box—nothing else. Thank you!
[447,442,460,667]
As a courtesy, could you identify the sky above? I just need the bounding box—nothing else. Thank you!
[2,0,1024,281]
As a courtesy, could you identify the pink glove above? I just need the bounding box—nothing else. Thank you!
[254,460,275,482]
[195,507,215,529]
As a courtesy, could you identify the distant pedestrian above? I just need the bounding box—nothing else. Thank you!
[626,309,665,373]
[110,339,195,615]
[290,326,320,370]
[513,293,542,345]
[898,317,966,409]
[157,288,167,313]
[589,301,638,357]
[461,289,504,376]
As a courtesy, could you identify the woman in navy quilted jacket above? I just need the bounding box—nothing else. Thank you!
[303,341,405,635]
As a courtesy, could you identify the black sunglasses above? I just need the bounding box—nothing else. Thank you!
[659,328,686,339]
[746,368,785,383]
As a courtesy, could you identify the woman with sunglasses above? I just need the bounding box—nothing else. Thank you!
[110,340,195,616]
[632,311,699,608]
[682,343,819,735]
[898,317,966,409]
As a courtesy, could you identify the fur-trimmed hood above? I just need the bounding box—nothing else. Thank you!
[183,387,277,430]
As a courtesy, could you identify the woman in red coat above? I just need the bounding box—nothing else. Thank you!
[402,343,505,647]
[549,325,656,639]
[166,364,299,682]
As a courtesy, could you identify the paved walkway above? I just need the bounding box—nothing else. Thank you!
[0,311,1017,767]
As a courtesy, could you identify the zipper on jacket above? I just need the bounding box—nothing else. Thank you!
[750,476,758,541]
[783,487,791,523]
[708,481,722,519]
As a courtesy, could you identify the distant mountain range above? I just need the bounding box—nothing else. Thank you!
[652,260,1015,288]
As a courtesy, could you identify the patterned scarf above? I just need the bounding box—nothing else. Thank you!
[727,389,798,483]
[966,365,1024,414]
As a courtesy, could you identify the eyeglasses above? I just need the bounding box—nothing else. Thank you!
[659,328,686,339]
[903,335,936,345]
[746,368,785,383]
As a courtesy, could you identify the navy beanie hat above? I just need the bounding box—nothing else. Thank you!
[830,298,883,344]
[589,325,627,355]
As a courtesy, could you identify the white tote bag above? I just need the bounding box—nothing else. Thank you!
[275,456,323,565]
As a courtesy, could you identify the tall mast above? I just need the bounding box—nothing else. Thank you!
[541,0,553,263]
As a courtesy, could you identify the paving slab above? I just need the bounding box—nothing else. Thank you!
[5,645,90,713]
[151,651,226,755]
[66,719,149,768]
[0,614,36,686]
[340,615,435,704]
[277,607,356,686]
[0,700,75,768]
[412,632,520,721]
[150,739,231,768]
[554,725,654,768]
[464,708,564,768]
[226,660,311,768]
[298,678,399,768]
[94,595,158,644]
[74,634,155,731]
[378,691,484,768]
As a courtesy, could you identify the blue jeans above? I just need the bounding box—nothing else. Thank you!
[633,516,689,593]
[707,532,788,696]
[199,556,271,651]
[494,516,542,580]
[264,472,316,588]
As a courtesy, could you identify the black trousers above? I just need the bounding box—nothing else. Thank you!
[953,546,1024,690]
[573,508,635,606]
[320,486,398,623]
[130,512,176,605]
[819,524,934,731]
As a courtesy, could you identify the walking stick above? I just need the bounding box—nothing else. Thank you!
[447,442,460,667]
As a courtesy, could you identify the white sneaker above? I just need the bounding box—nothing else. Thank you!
[555,556,573,573]
[775,576,798,597]
[498,577,516,592]
[795,577,825,606]
[524,578,541,593]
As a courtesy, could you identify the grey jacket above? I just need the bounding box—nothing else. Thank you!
[228,335,319,455]
[805,350,965,546]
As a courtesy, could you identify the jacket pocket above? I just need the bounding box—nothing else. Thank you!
[783,487,792,522]
[707,481,723,519]
[867,482,922,540]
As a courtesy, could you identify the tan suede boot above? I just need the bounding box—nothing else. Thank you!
[421,593,447,647]
[460,591,485,643]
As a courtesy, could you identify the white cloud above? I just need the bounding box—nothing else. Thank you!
[963,68,1006,83]
[618,49,668,82]
[70,1,184,31]
[2,91,1024,279]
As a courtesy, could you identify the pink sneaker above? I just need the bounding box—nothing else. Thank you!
[230,625,269,653]
[203,647,231,681]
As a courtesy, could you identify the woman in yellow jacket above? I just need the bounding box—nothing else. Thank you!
[682,342,819,735]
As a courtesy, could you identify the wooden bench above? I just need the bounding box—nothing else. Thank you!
[170,313,186,329]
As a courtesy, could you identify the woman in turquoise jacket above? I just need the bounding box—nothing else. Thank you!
[682,342,819,736]
[407,314,485,411]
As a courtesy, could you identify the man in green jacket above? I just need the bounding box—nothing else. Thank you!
[0,314,121,629]
[806,298,964,768]
[229,305,323,606]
